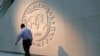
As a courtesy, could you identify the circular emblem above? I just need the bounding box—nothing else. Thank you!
[22,1,56,47]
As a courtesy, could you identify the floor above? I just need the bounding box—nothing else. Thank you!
[0,52,23,56]
[0,52,45,56]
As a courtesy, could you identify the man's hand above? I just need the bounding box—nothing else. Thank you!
[15,42,17,46]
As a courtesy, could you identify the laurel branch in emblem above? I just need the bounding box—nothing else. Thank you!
[22,1,56,47]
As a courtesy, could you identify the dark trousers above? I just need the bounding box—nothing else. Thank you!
[23,39,32,56]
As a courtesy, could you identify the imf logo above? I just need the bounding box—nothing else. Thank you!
[22,1,56,47]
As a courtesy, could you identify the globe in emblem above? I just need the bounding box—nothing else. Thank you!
[22,1,56,47]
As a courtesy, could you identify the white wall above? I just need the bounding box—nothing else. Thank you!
[63,0,100,56]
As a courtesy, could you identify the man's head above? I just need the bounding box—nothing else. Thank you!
[20,24,25,29]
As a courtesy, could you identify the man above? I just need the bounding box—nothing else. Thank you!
[15,24,33,56]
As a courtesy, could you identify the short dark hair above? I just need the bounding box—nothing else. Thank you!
[20,24,25,28]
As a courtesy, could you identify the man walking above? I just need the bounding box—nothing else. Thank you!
[15,24,33,56]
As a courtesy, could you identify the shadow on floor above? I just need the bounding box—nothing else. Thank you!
[0,50,46,56]
[58,46,69,56]
[31,54,45,56]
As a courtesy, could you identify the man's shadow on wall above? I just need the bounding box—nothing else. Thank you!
[58,46,69,56]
